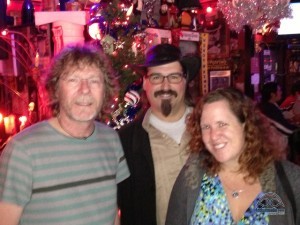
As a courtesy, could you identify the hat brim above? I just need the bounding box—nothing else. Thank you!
[131,55,201,82]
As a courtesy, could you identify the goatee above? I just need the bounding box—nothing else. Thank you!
[161,99,172,117]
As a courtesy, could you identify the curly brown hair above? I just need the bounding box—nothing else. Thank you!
[187,87,281,181]
[44,44,118,117]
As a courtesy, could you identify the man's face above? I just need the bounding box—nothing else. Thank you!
[143,61,187,119]
[56,65,105,123]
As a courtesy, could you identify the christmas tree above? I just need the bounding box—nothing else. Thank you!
[88,0,147,128]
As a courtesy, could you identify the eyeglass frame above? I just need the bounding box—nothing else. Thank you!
[145,72,187,84]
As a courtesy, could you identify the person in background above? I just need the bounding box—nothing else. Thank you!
[166,87,300,225]
[259,82,297,136]
[0,44,129,225]
[280,80,300,124]
[117,43,200,225]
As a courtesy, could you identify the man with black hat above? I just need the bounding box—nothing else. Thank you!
[117,43,201,225]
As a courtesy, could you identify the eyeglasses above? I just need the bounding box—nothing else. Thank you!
[61,76,103,88]
[146,72,186,84]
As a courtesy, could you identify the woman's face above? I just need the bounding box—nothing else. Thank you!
[200,99,245,166]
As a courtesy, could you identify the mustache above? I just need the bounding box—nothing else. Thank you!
[154,90,177,98]
[75,96,94,104]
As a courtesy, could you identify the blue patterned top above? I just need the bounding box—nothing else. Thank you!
[190,173,269,225]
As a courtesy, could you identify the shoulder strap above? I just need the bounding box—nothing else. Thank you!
[274,161,296,222]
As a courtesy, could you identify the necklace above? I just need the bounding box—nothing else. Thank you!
[57,117,94,140]
[231,190,244,198]
[220,176,245,199]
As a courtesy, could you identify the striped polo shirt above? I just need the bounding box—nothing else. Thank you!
[0,120,129,225]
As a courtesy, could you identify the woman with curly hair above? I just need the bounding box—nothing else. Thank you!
[166,87,300,225]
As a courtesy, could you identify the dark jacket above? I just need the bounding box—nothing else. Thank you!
[259,102,297,135]
[117,117,157,225]
[166,153,300,225]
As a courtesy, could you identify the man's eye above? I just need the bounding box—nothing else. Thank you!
[67,78,78,83]
[151,75,160,80]
[90,79,101,84]
[170,75,180,80]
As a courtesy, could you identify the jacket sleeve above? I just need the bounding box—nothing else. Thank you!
[165,164,188,225]
[280,161,300,224]
[117,124,135,225]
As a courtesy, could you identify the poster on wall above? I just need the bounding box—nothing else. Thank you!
[209,70,231,91]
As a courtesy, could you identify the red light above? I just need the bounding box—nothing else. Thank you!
[1,29,8,36]
[206,6,213,13]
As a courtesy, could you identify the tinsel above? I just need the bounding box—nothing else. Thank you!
[217,0,292,33]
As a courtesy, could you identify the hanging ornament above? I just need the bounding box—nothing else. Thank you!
[124,90,140,106]
[114,38,125,50]
[132,32,147,56]
[89,2,105,18]
[101,35,116,55]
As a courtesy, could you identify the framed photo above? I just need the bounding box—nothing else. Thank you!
[205,12,229,59]
[209,70,231,91]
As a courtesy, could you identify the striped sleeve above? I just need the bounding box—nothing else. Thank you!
[112,132,130,184]
[0,140,33,206]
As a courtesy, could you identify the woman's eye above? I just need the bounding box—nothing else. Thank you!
[218,122,227,127]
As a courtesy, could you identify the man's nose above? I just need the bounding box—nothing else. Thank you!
[79,79,91,93]
[161,77,171,90]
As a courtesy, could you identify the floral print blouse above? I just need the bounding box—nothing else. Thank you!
[190,173,269,225]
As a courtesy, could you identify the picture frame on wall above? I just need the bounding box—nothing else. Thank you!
[209,70,231,91]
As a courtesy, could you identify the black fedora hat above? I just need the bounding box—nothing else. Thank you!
[132,43,201,82]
